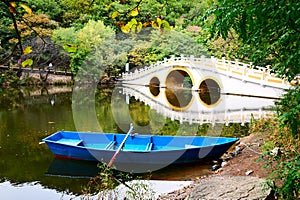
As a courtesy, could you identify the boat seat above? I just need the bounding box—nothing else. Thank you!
[105,141,116,150]
[145,142,153,151]
[58,138,83,146]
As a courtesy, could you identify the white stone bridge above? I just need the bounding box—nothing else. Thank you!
[120,56,290,125]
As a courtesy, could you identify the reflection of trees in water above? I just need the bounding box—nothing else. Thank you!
[0,89,86,194]
[0,86,73,109]
[165,88,192,108]
[129,100,151,127]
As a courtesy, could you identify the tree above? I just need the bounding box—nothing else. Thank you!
[24,0,65,26]
[85,0,202,33]
[201,0,300,80]
[0,0,27,70]
[128,29,207,68]
[52,20,115,73]
[0,0,60,77]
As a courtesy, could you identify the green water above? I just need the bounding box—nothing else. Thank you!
[0,86,248,199]
[0,86,88,197]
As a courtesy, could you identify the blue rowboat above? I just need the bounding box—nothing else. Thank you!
[42,131,238,172]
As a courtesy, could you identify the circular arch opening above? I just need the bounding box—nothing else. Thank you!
[165,69,194,110]
[149,77,160,97]
[199,78,221,106]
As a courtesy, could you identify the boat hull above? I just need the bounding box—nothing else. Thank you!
[43,131,238,172]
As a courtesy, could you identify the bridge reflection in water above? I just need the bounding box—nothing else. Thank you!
[119,85,275,126]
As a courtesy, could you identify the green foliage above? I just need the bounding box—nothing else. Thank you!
[251,118,299,200]
[52,27,78,45]
[96,0,203,33]
[265,153,300,200]
[202,0,300,80]
[77,20,115,49]
[197,124,210,136]
[196,123,249,137]
[125,180,156,200]
[0,70,39,87]
[81,36,136,79]
[202,3,300,198]
[221,123,249,137]
[0,8,15,60]
[52,20,115,74]
[182,76,192,88]
[150,30,207,57]
[260,126,300,200]
[128,30,207,68]
[83,162,134,195]
[158,118,180,135]
[69,48,90,74]
[196,28,242,59]
[25,0,65,24]
[0,70,20,86]
[275,86,300,139]
[138,0,200,28]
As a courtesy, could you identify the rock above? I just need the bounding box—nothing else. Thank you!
[210,164,221,171]
[188,176,270,200]
[214,168,223,174]
[221,153,233,161]
[221,161,228,167]
[245,170,254,176]
[270,147,280,156]
[231,146,241,157]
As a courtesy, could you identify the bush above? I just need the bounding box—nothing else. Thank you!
[264,86,299,199]
[275,86,300,138]
[262,140,300,200]
[255,88,300,200]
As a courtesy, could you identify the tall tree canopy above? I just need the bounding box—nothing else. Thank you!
[202,0,300,81]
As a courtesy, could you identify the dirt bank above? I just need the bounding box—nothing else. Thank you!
[158,133,272,199]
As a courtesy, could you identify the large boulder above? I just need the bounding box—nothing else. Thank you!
[188,176,271,200]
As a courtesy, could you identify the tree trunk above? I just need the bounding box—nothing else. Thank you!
[6,2,23,77]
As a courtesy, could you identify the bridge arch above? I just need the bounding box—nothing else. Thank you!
[149,76,160,97]
[164,67,194,111]
[198,76,222,108]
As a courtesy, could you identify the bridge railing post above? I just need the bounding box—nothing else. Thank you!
[222,57,229,71]
[171,55,175,61]
[243,64,247,76]
[235,59,239,69]
[189,55,194,62]
[180,54,185,61]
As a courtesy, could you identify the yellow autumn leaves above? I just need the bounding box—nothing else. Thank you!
[121,19,143,33]
[120,17,170,33]
[111,7,139,19]
[9,2,32,15]
[8,2,34,67]
[22,46,33,67]
[110,6,170,33]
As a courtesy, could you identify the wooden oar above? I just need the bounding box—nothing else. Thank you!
[105,124,136,193]
[107,123,134,167]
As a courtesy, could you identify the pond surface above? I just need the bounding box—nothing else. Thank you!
[0,85,275,199]
[0,86,88,199]
[0,86,211,199]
